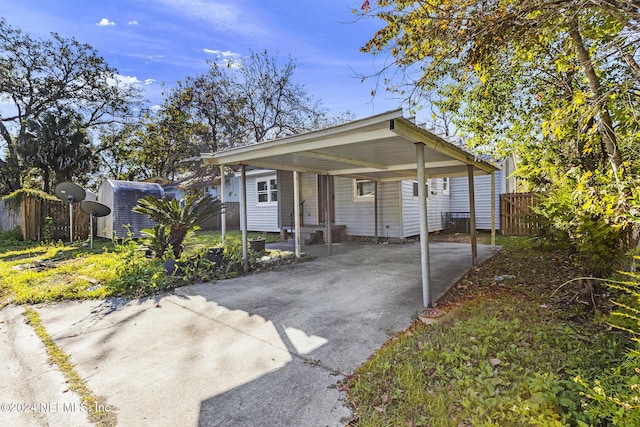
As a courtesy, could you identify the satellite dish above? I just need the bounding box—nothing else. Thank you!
[55,182,86,203]
[80,201,111,249]
[80,201,111,217]
[54,182,86,243]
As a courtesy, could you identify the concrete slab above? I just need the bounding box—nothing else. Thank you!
[25,242,496,426]
[0,305,91,427]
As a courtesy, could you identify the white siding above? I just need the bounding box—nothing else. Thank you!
[401,178,450,237]
[245,172,280,232]
[334,178,402,239]
[502,157,517,193]
[450,171,502,230]
[299,173,318,225]
[277,171,294,229]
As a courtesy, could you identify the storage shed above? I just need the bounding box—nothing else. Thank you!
[97,180,164,239]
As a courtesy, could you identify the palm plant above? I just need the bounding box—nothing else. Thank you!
[133,194,223,258]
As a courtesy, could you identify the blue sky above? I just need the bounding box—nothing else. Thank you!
[2,0,402,118]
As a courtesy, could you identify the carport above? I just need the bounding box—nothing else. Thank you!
[200,109,498,308]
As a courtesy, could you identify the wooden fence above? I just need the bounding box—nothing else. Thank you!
[0,196,90,241]
[2,194,241,241]
[500,192,541,236]
[21,197,91,241]
[0,199,21,231]
[199,202,240,231]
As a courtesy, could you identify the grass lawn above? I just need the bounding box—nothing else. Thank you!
[344,237,629,426]
[1,228,632,424]
[0,229,286,306]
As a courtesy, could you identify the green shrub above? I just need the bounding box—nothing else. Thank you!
[0,226,23,245]
[140,224,171,259]
[41,216,54,243]
[533,170,632,276]
[575,257,640,424]
[133,194,223,259]
[107,233,175,296]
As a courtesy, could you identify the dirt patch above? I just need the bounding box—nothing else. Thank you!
[435,243,610,319]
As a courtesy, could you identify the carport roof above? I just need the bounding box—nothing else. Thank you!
[200,109,498,181]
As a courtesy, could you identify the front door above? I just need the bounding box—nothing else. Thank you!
[317,175,335,224]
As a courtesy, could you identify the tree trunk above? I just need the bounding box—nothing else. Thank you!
[621,50,640,83]
[43,169,50,194]
[567,17,623,174]
[0,121,21,191]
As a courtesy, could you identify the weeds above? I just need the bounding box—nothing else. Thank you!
[24,309,117,426]
[0,230,293,304]
[346,294,626,426]
[345,238,629,426]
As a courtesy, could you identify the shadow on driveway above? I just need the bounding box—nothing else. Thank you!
[33,242,497,427]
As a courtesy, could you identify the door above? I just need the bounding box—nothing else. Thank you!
[317,175,335,224]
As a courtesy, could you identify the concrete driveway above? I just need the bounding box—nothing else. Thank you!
[2,241,496,427]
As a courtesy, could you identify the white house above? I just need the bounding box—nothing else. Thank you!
[240,168,470,241]
[201,109,500,307]
[449,157,517,230]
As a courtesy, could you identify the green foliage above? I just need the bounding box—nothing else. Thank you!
[2,188,58,209]
[574,356,640,426]
[345,294,625,426]
[534,169,636,275]
[573,262,640,424]
[0,228,294,305]
[19,109,95,192]
[107,235,174,297]
[140,225,171,259]
[0,226,23,246]
[359,0,640,267]
[41,216,54,243]
[133,194,223,259]
[0,18,141,194]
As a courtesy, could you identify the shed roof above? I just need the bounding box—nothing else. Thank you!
[105,179,164,194]
[200,109,497,180]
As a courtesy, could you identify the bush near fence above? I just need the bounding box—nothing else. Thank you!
[1,191,90,241]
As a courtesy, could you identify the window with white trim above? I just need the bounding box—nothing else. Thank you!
[257,178,277,203]
[353,179,375,200]
[412,179,432,200]
[442,177,449,195]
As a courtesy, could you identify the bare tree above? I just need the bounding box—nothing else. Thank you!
[176,50,330,152]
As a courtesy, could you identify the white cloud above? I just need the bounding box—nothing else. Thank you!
[203,49,237,58]
[144,79,156,85]
[107,74,142,88]
[128,20,138,25]
[116,75,142,85]
[96,18,116,26]
[203,49,242,68]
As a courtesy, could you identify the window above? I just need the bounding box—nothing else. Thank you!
[354,179,375,200]
[442,177,449,195]
[412,179,432,200]
[257,178,277,203]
